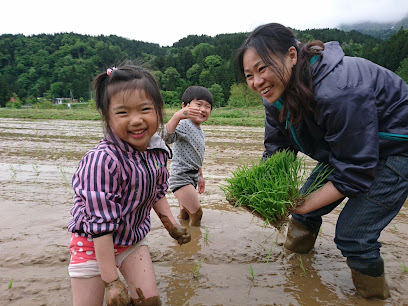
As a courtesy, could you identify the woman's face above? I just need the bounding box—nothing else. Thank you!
[243,47,297,103]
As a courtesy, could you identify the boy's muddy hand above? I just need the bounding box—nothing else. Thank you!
[169,225,191,245]
[104,278,131,306]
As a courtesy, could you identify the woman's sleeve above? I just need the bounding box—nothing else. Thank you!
[71,150,123,237]
[320,86,379,198]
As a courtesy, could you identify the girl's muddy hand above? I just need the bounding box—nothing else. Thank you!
[104,278,131,306]
[170,225,191,245]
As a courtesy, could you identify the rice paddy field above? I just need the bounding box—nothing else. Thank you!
[0,118,407,305]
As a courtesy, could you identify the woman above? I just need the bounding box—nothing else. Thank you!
[237,23,408,300]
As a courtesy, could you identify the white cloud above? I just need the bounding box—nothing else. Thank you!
[2,0,408,46]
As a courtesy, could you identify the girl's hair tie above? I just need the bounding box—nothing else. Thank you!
[106,67,117,76]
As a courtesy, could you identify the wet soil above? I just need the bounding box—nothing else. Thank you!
[0,118,407,306]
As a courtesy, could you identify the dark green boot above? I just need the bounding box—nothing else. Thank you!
[347,257,391,300]
[284,217,319,254]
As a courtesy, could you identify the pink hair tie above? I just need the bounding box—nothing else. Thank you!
[106,67,117,76]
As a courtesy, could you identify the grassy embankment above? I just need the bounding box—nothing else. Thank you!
[0,106,266,127]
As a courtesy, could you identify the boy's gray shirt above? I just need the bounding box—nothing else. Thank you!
[162,119,205,175]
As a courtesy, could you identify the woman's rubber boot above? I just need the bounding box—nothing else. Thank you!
[284,217,319,254]
[347,258,391,300]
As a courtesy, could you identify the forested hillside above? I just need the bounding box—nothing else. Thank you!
[1,27,408,108]
[340,16,408,40]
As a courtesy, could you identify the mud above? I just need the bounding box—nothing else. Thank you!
[0,118,407,306]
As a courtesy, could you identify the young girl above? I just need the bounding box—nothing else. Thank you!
[67,64,191,306]
[237,23,408,299]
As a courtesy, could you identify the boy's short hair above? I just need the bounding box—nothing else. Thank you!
[182,86,213,109]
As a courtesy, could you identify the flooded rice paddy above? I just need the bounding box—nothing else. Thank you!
[0,118,407,306]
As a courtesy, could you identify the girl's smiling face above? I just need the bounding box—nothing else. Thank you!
[242,46,297,103]
[109,89,158,151]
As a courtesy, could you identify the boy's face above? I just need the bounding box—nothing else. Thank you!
[183,99,211,126]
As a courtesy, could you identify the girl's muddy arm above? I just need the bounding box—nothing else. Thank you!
[94,234,118,283]
[153,197,191,245]
[94,234,131,305]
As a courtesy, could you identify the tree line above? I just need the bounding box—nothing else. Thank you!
[1,27,407,108]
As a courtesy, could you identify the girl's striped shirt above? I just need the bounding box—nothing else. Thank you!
[68,132,170,246]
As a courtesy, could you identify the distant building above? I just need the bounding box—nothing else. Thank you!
[54,98,72,105]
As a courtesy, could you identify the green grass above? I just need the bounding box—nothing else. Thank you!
[400,261,408,272]
[0,106,266,127]
[221,150,332,228]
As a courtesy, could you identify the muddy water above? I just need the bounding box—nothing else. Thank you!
[0,118,407,306]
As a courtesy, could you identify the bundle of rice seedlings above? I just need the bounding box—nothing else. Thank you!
[221,150,331,229]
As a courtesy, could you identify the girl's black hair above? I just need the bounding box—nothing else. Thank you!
[236,23,324,124]
[92,63,164,134]
[182,86,213,109]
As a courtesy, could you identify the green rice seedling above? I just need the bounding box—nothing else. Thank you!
[248,263,255,279]
[57,166,70,185]
[221,150,332,229]
[265,246,273,265]
[203,227,210,242]
[9,165,17,179]
[299,256,307,275]
[32,164,39,176]
[8,278,14,289]
[400,261,408,272]
[193,259,205,279]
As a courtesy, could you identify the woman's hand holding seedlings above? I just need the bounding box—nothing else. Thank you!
[104,278,131,306]
[292,181,344,215]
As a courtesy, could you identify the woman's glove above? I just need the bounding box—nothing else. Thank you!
[104,278,131,306]
[168,224,191,245]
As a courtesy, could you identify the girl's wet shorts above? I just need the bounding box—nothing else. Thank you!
[68,233,148,278]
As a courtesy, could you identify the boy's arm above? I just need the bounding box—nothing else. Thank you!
[198,168,205,194]
[153,197,191,245]
[166,107,201,133]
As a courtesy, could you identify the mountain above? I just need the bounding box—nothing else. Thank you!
[339,15,408,40]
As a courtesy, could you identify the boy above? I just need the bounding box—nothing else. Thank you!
[162,86,213,226]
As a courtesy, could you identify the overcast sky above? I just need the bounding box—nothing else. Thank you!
[2,0,408,46]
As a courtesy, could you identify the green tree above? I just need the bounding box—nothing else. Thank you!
[161,90,180,106]
[0,75,11,107]
[162,67,180,91]
[186,64,202,85]
[227,83,261,107]
[396,57,408,83]
[208,83,224,107]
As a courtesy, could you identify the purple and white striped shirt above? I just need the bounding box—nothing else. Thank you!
[68,132,170,246]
